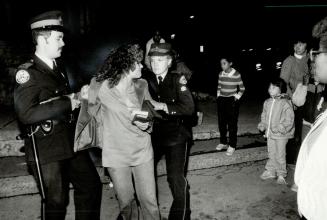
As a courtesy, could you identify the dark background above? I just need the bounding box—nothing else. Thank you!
[1,0,327,100]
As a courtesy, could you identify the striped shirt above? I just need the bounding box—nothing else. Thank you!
[217,68,245,98]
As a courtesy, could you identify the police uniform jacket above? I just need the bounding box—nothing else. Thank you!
[14,55,75,164]
[145,71,195,146]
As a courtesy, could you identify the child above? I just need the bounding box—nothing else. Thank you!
[216,56,245,156]
[258,78,295,184]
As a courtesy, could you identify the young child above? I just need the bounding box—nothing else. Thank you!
[216,56,245,156]
[258,78,295,184]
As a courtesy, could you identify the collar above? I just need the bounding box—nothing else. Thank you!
[294,53,305,60]
[157,72,168,83]
[35,52,55,69]
[222,68,236,77]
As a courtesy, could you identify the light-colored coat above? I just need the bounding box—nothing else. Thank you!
[258,94,295,139]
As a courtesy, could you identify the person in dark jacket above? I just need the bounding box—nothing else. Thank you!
[14,10,102,220]
[143,42,195,220]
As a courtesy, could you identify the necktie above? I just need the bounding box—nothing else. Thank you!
[53,61,59,73]
[158,76,163,85]
[53,61,65,79]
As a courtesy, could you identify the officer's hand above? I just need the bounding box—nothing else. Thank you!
[67,93,81,110]
[80,84,89,100]
[153,102,168,113]
[133,121,149,131]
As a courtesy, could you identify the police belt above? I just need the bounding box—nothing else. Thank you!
[29,114,75,136]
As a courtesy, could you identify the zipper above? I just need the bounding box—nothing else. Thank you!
[267,98,275,138]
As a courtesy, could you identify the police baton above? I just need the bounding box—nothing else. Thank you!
[29,126,46,220]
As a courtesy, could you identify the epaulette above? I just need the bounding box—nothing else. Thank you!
[17,59,34,70]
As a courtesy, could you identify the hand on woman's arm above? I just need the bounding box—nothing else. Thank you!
[133,121,149,131]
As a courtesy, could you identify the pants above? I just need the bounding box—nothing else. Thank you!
[286,106,303,164]
[29,150,102,220]
[265,138,288,177]
[154,142,191,220]
[217,96,240,148]
[107,159,160,220]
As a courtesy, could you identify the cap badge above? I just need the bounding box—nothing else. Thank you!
[179,75,187,85]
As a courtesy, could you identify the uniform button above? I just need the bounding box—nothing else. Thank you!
[172,99,175,102]
[55,90,59,94]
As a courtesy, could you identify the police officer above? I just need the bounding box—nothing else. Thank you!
[144,43,195,220]
[14,11,102,220]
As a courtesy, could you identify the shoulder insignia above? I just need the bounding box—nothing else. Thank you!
[16,70,30,84]
[181,86,187,92]
[179,75,187,85]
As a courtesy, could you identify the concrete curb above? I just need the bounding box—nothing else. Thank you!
[0,146,268,198]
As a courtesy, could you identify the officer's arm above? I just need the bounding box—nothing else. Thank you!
[165,76,195,116]
[14,83,72,125]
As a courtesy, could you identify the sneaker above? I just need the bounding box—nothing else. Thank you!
[276,176,287,185]
[290,183,298,192]
[260,170,276,180]
[216,143,228,151]
[226,146,235,156]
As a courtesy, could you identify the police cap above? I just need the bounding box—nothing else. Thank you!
[30,10,64,32]
[148,43,173,56]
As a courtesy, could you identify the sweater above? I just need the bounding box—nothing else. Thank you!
[217,68,245,99]
[280,55,309,96]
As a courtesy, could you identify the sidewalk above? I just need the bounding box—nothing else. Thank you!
[0,161,299,220]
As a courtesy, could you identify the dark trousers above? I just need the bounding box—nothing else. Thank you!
[286,106,303,164]
[29,150,102,220]
[217,96,240,148]
[154,142,191,220]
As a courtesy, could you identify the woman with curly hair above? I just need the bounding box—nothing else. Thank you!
[82,44,161,220]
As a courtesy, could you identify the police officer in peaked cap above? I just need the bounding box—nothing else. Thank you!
[14,10,102,220]
[143,42,195,220]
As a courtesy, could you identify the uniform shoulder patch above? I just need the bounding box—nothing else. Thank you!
[16,69,30,84]
[181,86,187,91]
[179,75,187,85]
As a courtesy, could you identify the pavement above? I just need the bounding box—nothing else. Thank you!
[0,161,300,220]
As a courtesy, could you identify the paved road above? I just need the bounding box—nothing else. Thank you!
[0,161,299,220]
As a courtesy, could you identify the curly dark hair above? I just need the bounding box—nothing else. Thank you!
[96,44,143,87]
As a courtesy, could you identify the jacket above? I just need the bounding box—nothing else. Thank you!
[14,55,74,164]
[144,71,195,146]
[74,77,153,152]
[258,94,295,139]
[74,77,103,152]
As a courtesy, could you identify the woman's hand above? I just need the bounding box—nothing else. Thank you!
[80,84,90,100]
[133,121,149,131]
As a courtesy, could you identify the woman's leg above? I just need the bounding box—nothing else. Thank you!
[107,167,138,220]
[132,159,160,220]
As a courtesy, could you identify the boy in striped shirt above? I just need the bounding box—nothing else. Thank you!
[216,56,245,156]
